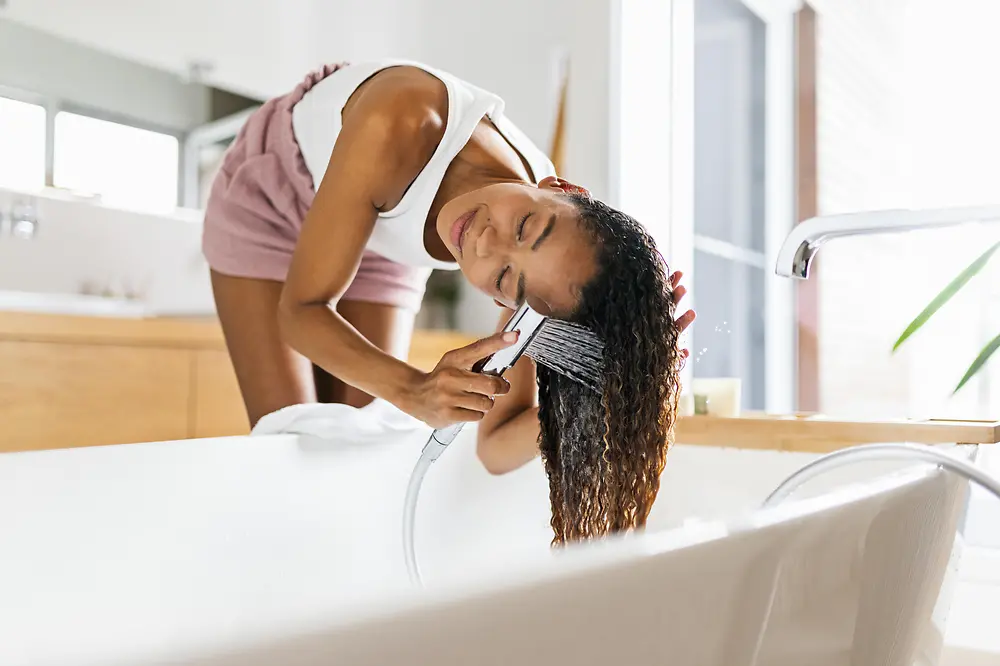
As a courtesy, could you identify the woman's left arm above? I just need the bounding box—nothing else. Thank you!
[475,272,696,475]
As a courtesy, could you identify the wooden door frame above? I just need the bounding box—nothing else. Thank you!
[794,4,819,412]
[742,0,800,413]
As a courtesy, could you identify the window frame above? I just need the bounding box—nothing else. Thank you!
[0,83,50,191]
[0,83,185,205]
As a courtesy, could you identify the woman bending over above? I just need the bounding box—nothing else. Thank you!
[203,60,695,543]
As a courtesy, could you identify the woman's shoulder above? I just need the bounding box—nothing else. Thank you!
[342,63,449,147]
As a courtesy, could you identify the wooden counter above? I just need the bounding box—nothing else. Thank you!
[4,310,997,456]
[0,311,475,453]
[675,412,1000,453]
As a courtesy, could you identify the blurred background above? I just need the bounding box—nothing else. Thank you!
[1,0,999,425]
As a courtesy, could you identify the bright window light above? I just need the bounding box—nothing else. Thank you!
[0,97,46,192]
[53,111,179,213]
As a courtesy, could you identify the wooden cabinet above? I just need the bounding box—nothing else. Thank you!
[0,311,476,453]
[192,349,248,439]
[0,340,191,451]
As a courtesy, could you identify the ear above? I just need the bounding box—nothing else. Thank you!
[538,175,591,198]
[494,298,507,309]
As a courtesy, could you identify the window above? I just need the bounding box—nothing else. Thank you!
[692,5,770,410]
[54,112,179,213]
[0,96,46,192]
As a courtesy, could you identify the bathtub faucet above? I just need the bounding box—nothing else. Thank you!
[775,205,1000,279]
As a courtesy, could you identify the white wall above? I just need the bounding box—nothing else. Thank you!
[0,19,210,132]
[1,0,311,102]
[811,0,911,418]
[308,0,612,201]
[813,0,1000,420]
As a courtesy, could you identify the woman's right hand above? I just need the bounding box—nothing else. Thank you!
[401,331,519,428]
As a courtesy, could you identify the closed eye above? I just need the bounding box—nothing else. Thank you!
[517,213,530,241]
[495,266,509,296]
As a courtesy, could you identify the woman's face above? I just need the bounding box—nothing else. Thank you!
[436,177,598,316]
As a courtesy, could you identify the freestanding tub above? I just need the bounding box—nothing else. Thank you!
[0,407,971,664]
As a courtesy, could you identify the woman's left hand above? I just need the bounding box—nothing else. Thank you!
[670,271,696,362]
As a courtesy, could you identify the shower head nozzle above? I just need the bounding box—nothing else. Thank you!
[472,303,549,376]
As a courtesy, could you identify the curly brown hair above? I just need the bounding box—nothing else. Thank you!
[537,194,683,545]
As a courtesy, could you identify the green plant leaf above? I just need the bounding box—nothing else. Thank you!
[954,332,1000,394]
[893,240,1000,352]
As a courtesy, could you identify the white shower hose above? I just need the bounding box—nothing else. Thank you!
[403,452,433,585]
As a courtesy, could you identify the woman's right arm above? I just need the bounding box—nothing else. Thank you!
[476,307,543,474]
[277,75,510,428]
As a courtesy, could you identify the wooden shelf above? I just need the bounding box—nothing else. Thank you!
[676,412,1000,453]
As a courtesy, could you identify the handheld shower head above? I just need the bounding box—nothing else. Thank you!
[474,302,550,373]
[403,303,548,586]
[421,303,548,462]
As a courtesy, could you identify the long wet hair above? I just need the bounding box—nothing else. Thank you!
[537,194,683,545]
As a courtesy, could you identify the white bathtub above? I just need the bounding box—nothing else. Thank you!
[0,416,987,664]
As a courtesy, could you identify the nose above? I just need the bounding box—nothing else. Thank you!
[475,226,499,258]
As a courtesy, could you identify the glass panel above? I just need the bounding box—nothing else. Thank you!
[0,96,46,192]
[54,112,179,213]
[692,250,766,410]
[694,0,766,252]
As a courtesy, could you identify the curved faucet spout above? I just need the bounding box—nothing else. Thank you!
[775,205,1000,279]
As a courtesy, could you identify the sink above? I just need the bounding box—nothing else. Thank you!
[0,291,151,318]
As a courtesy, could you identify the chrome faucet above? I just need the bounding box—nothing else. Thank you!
[9,199,39,240]
[775,205,1000,279]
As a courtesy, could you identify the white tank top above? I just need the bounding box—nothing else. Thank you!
[291,59,557,271]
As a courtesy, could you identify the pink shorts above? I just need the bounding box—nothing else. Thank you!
[202,64,428,312]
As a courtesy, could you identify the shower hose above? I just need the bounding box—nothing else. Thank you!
[403,451,434,585]
[403,442,1000,587]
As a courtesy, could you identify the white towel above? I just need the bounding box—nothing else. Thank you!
[251,399,429,443]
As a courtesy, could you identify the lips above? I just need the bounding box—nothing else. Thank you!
[450,208,477,256]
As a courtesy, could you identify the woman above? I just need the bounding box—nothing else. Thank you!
[204,60,694,540]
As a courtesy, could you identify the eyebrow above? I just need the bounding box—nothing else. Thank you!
[516,214,555,305]
[531,214,555,251]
